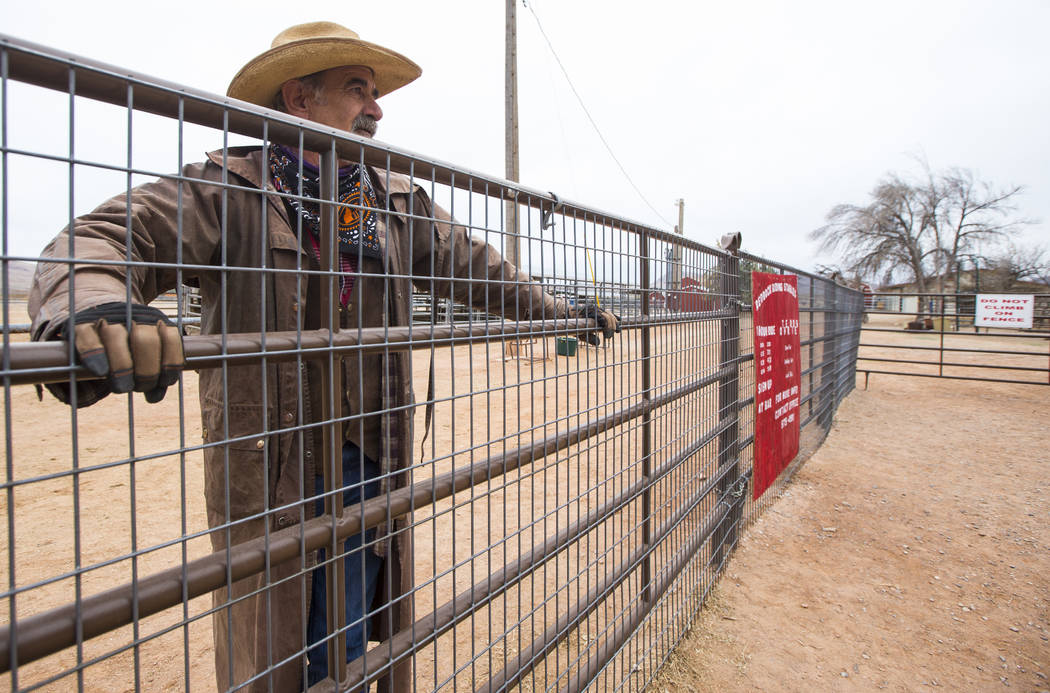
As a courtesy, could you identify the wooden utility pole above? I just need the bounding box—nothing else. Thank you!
[504,0,521,269]
[503,0,523,359]
[671,199,684,296]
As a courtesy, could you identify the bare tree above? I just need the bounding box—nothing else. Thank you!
[811,166,1029,300]
[810,174,938,294]
[931,168,1028,293]
[981,242,1050,291]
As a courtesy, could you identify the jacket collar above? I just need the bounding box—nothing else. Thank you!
[206,146,415,195]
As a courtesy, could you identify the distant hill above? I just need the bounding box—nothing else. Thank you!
[2,261,37,298]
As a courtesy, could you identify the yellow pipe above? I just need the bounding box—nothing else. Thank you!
[585,249,600,308]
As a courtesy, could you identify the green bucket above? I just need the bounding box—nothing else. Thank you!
[555,336,578,357]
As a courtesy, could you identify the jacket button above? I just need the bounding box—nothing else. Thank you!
[255,439,265,449]
[276,515,292,528]
[292,302,299,312]
[304,450,313,459]
[284,411,294,423]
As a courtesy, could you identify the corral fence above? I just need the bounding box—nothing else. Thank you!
[859,291,1050,387]
[0,35,863,692]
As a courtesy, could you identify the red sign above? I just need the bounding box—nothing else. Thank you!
[751,272,801,500]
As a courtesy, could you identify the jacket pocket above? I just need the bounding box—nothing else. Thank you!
[201,400,274,524]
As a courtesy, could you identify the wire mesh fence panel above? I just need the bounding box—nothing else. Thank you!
[1,36,863,693]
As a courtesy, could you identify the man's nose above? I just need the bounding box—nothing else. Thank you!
[364,98,383,120]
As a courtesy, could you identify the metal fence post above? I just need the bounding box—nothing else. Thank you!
[319,148,347,689]
[845,291,860,391]
[710,250,740,569]
[820,280,837,431]
[807,279,815,419]
[939,296,946,377]
[639,232,652,602]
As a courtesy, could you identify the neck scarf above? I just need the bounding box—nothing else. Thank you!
[268,144,383,304]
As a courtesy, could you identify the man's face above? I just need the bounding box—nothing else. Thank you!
[299,65,383,138]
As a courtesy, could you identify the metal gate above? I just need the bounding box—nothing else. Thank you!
[859,292,1049,387]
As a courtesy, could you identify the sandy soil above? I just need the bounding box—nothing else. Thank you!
[654,372,1049,692]
[2,312,721,692]
[3,306,1047,692]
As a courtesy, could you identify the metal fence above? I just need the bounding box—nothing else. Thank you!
[0,35,863,693]
[859,292,1050,387]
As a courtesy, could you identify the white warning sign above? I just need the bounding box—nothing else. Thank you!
[974,294,1034,329]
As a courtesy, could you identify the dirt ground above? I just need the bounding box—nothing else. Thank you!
[654,373,1050,692]
[3,304,1048,692]
[1,311,691,692]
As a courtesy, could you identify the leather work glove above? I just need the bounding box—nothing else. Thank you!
[572,300,622,347]
[45,302,185,407]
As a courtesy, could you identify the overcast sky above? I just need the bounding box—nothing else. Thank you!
[4,0,1048,275]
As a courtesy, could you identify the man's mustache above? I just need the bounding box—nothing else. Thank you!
[353,115,377,136]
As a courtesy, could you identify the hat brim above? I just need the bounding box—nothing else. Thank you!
[227,36,422,107]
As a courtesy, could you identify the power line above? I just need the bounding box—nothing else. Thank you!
[523,1,674,228]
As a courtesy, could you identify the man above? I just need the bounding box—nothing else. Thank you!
[29,21,618,692]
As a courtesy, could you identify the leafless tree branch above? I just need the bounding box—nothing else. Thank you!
[811,165,1032,304]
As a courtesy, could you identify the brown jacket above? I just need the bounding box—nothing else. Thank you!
[29,147,565,692]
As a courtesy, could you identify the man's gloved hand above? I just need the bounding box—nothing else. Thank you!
[572,300,621,347]
[46,302,185,407]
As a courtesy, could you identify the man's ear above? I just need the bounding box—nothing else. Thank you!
[280,80,310,118]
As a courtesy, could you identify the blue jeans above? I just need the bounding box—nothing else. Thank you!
[306,442,384,687]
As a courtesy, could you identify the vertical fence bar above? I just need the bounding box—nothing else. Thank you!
[807,279,815,419]
[639,232,652,602]
[319,148,348,688]
[939,296,946,377]
[0,45,17,693]
[845,291,859,390]
[819,281,837,431]
[710,249,740,568]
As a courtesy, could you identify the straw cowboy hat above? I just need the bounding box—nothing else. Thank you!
[227,21,422,106]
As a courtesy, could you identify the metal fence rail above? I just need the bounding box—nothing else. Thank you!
[859,292,1049,387]
[0,35,863,693]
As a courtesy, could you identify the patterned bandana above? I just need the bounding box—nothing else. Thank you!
[268,144,383,304]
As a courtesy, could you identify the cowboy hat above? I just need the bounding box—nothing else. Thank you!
[227,21,422,106]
